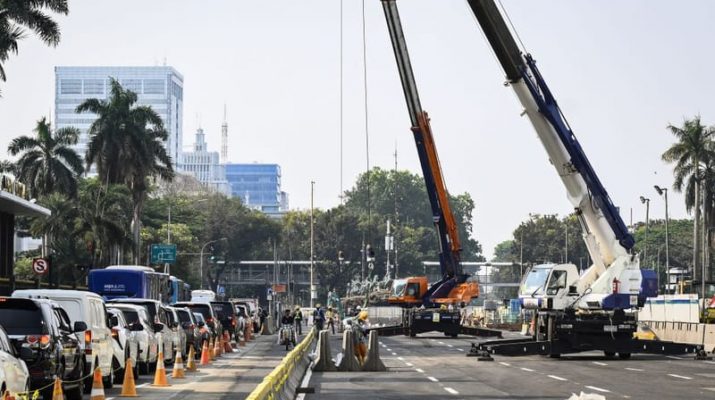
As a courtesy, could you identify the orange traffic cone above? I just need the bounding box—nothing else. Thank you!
[152,352,171,387]
[90,367,105,400]
[172,350,185,379]
[208,337,216,360]
[51,378,63,400]
[223,331,233,353]
[2,390,15,400]
[186,345,198,372]
[120,358,138,397]
[200,340,211,366]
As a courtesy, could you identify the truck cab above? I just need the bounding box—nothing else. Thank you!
[388,278,428,306]
[519,264,580,311]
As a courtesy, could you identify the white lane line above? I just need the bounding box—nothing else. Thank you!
[391,352,397,356]
[585,386,610,393]
[548,375,567,381]
[667,355,683,360]
[107,398,115,400]
[499,362,511,366]
[415,368,425,373]
[398,356,404,360]
[704,361,715,365]
[625,367,644,372]
[438,341,445,345]
[405,362,413,366]
[136,383,150,388]
[427,376,439,382]
[520,367,534,372]
[457,348,464,352]
[379,341,383,345]
[447,344,454,348]
[704,388,715,392]
[668,374,693,380]
[386,348,392,352]
[592,361,608,366]
[444,388,459,395]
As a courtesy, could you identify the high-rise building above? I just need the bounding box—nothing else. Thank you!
[54,66,184,167]
[181,128,231,196]
[225,163,288,217]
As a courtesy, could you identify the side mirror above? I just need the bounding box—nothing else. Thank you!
[109,315,119,327]
[73,321,88,333]
[19,347,34,359]
[153,322,165,332]
[129,322,144,332]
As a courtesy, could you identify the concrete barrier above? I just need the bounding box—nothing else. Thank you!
[642,320,715,350]
[336,330,361,372]
[313,330,336,372]
[361,330,386,372]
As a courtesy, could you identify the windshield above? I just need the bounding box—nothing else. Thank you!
[520,267,552,296]
[0,300,46,335]
[392,279,407,297]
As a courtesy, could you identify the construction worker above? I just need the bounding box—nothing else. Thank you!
[293,306,303,335]
[326,306,336,334]
[353,311,369,365]
[313,304,325,331]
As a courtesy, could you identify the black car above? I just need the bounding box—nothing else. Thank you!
[210,301,239,340]
[173,302,221,338]
[175,308,202,357]
[0,297,86,400]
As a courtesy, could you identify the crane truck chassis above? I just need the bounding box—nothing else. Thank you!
[369,308,502,339]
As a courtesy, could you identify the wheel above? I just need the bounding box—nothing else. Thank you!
[103,360,115,389]
[138,361,148,375]
[148,361,157,373]
[113,356,124,384]
[83,360,95,394]
[618,353,631,359]
[603,351,616,358]
[66,361,84,400]
[450,333,458,338]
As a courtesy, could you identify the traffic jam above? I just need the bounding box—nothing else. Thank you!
[0,265,263,399]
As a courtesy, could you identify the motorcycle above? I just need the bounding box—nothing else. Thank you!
[279,324,296,351]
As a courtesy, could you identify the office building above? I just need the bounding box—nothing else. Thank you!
[181,128,231,196]
[225,163,288,217]
[54,66,184,167]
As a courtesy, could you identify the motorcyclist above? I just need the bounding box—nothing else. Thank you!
[279,310,295,347]
[281,309,294,325]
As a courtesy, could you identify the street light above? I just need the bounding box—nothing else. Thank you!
[640,196,650,268]
[654,185,669,293]
[200,237,227,290]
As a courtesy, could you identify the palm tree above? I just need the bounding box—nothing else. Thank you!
[77,78,174,263]
[662,115,715,282]
[0,0,69,90]
[8,116,83,198]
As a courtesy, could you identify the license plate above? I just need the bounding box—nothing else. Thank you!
[432,313,440,323]
[603,325,617,332]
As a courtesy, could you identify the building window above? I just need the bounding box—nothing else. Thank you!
[60,79,82,94]
[83,79,104,95]
[143,79,165,94]
[121,79,142,93]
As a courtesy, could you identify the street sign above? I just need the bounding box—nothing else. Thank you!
[32,258,49,275]
[272,284,286,293]
[267,288,273,301]
[151,244,177,264]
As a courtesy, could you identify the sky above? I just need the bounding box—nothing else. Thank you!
[0,0,713,259]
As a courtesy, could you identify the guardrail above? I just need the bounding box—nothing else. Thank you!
[246,327,317,400]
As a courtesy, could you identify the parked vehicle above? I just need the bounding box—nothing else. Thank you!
[107,304,158,375]
[12,290,114,391]
[173,302,221,339]
[88,265,170,303]
[0,325,30,397]
[175,308,201,358]
[106,308,141,381]
[190,290,216,303]
[0,297,85,400]
[192,313,212,345]
[106,298,173,364]
[210,301,238,340]
[161,306,186,359]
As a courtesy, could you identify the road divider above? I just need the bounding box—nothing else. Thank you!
[362,330,386,372]
[313,330,337,372]
[336,330,361,372]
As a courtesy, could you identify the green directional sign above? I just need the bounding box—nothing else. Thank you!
[151,244,177,264]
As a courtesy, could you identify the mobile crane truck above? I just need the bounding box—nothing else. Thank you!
[465,0,701,359]
[371,0,499,339]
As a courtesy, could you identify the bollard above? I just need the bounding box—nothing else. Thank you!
[336,329,361,371]
[313,330,337,372]
[361,330,386,372]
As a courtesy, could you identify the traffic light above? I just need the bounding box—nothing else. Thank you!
[338,250,345,262]
[366,245,375,262]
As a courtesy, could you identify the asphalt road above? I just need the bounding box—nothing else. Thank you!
[305,331,715,399]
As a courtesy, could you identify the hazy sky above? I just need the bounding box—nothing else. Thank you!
[0,1,713,259]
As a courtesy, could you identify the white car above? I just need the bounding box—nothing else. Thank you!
[162,306,187,359]
[108,304,158,375]
[107,309,140,381]
[0,326,30,396]
[12,289,114,391]
[107,299,174,364]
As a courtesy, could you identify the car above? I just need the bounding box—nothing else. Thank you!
[11,289,114,391]
[107,304,159,375]
[173,302,221,339]
[106,308,141,381]
[192,313,213,345]
[161,306,186,359]
[210,301,239,340]
[0,297,85,400]
[0,325,30,397]
[106,298,174,364]
[175,308,201,358]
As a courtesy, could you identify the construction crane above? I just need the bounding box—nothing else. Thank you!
[375,0,497,339]
[465,0,700,358]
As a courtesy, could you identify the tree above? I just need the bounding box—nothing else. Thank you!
[77,78,174,263]
[0,0,68,92]
[8,117,83,198]
[662,115,715,282]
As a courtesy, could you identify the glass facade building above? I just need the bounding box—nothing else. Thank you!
[225,163,288,216]
[54,66,184,168]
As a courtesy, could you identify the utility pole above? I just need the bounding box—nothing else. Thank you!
[310,181,315,308]
[655,185,670,293]
[640,196,650,267]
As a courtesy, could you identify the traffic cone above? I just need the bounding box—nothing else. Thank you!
[223,331,233,353]
[120,358,138,397]
[214,335,221,357]
[2,390,15,400]
[90,367,105,400]
[200,340,211,366]
[172,350,185,379]
[152,352,170,387]
[208,337,216,360]
[186,345,198,372]
[51,377,63,400]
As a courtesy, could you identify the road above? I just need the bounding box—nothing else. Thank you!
[305,332,715,399]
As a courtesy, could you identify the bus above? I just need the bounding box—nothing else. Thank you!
[170,276,191,303]
[88,265,171,303]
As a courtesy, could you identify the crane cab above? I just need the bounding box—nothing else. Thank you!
[519,263,580,311]
[389,277,428,306]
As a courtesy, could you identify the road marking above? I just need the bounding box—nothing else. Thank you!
[444,388,459,395]
[427,376,439,382]
[520,367,534,372]
[499,362,511,366]
[379,341,383,345]
[457,348,464,352]
[107,398,114,400]
[386,348,392,352]
[391,352,397,356]
[447,344,454,348]
[703,388,715,392]
[668,374,692,380]
[625,367,644,372]
[136,383,149,388]
[438,341,445,345]
[704,361,715,365]
[398,356,404,360]
[592,361,608,366]
[585,386,610,393]
[405,362,413,366]
[415,368,425,373]
[667,355,683,360]
[548,375,567,381]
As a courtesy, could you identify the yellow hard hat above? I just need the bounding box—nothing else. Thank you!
[358,311,368,321]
